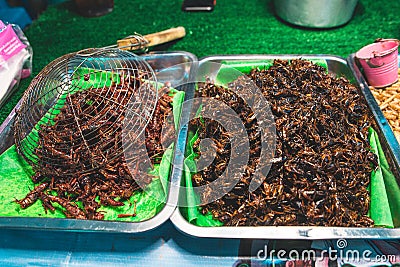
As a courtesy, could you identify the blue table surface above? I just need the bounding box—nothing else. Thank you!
[0,219,399,266]
[0,220,241,266]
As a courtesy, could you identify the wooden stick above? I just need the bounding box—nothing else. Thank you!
[117,26,186,50]
[380,93,398,109]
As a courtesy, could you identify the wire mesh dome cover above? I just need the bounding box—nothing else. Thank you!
[14,48,158,179]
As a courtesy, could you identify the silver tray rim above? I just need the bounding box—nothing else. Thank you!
[0,50,197,233]
[170,54,400,240]
[347,52,400,165]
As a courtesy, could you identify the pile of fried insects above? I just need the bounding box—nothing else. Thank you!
[190,59,377,227]
[14,76,174,220]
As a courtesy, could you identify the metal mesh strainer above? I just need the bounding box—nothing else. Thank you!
[14,48,158,179]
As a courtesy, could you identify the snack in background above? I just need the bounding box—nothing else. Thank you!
[369,71,400,142]
[0,20,32,108]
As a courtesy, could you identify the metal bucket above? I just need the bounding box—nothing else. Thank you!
[273,0,359,28]
[356,39,399,88]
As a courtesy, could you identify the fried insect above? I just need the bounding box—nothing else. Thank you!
[45,195,87,220]
[15,72,175,220]
[15,182,49,209]
[191,59,376,227]
[118,200,137,218]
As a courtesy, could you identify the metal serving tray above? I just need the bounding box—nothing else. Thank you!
[347,53,400,165]
[170,54,400,239]
[0,51,197,233]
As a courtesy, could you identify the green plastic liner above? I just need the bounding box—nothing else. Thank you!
[0,69,185,222]
[181,60,399,228]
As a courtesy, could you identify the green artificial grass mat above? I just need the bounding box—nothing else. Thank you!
[2,0,400,124]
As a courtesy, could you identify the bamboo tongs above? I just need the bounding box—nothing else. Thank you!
[114,26,186,51]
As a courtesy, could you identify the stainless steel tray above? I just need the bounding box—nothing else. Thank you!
[170,54,400,239]
[0,51,197,233]
[347,53,400,165]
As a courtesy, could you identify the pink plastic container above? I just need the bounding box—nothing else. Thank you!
[356,39,399,88]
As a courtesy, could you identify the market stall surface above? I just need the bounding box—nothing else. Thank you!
[0,0,400,266]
